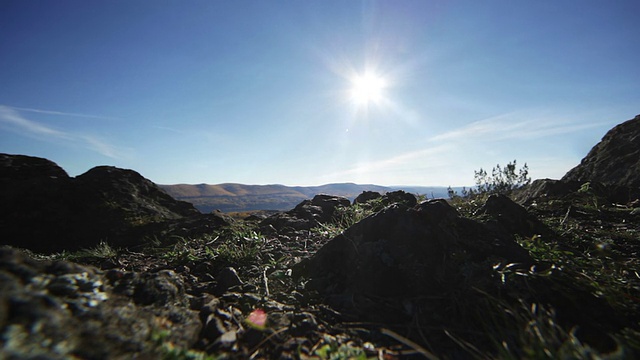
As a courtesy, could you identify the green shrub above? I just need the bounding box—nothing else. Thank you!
[449,160,531,200]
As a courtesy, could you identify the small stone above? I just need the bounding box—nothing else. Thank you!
[218,330,237,344]
[216,267,242,293]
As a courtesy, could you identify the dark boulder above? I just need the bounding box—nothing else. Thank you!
[379,190,417,207]
[476,194,555,239]
[353,191,382,204]
[0,153,68,181]
[562,114,640,202]
[353,190,417,212]
[513,179,582,205]
[298,198,627,353]
[259,194,350,234]
[0,154,77,252]
[304,194,351,223]
[301,199,532,297]
[74,166,199,220]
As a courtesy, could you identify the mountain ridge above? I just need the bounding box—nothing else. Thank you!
[159,182,457,213]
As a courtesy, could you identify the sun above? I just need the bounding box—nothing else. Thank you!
[349,71,387,106]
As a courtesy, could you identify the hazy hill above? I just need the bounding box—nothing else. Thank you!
[160,183,455,213]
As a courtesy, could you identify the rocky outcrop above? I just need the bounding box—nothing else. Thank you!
[377,190,418,207]
[74,166,199,220]
[298,196,628,352]
[259,191,419,236]
[0,154,228,253]
[513,179,582,205]
[477,194,555,239]
[0,246,201,359]
[259,194,350,234]
[301,198,532,297]
[353,191,381,204]
[562,114,640,201]
[0,153,68,180]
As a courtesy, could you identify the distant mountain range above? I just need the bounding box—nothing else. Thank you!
[159,183,459,213]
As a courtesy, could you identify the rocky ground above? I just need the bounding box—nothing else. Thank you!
[2,186,639,359]
[1,115,640,359]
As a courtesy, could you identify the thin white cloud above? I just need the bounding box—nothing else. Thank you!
[0,105,69,138]
[429,112,606,143]
[317,110,605,185]
[79,135,127,159]
[2,105,119,120]
[0,105,126,159]
[151,125,186,134]
[321,143,454,181]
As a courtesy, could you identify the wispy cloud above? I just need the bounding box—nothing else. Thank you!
[3,105,119,120]
[0,105,127,159]
[151,125,186,134]
[429,112,606,143]
[79,135,126,159]
[318,110,605,185]
[0,105,70,138]
[321,143,454,182]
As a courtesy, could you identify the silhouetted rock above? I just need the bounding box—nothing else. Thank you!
[298,197,629,353]
[477,194,555,239]
[0,246,201,359]
[562,114,640,202]
[259,194,350,234]
[305,194,351,223]
[301,199,532,297]
[379,190,417,207]
[0,153,68,181]
[0,154,77,252]
[74,166,199,220]
[353,191,382,204]
[514,179,582,205]
[0,154,224,253]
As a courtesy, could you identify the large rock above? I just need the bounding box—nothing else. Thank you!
[0,154,77,252]
[513,179,582,205]
[74,166,199,221]
[259,194,350,234]
[259,191,418,235]
[0,154,224,253]
[562,114,640,201]
[298,198,627,352]
[353,191,382,205]
[378,190,417,207]
[301,199,532,297]
[0,153,68,180]
[477,194,555,239]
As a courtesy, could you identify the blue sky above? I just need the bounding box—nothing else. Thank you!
[1,1,638,186]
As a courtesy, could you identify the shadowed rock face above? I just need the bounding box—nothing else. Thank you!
[0,154,226,253]
[0,153,69,180]
[259,194,351,234]
[259,191,420,236]
[514,178,583,205]
[478,194,555,239]
[562,114,640,201]
[303,199,532,297]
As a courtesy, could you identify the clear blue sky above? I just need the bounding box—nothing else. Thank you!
[1,1,638,186]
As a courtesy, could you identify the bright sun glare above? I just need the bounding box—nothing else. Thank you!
[349,71,386,106]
